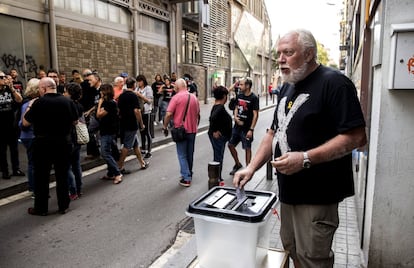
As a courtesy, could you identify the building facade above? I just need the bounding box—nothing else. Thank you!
[0,0,273,102]
[341,0,414,266]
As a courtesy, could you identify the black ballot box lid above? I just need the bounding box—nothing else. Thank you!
[187,186,277,223]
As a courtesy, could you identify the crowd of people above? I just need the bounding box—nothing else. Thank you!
[0,65,201,215]
[1,63,258,214]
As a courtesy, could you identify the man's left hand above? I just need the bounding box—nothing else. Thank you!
[271,152,304,175]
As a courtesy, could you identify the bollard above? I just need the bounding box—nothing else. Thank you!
[208,161,220,189]
[266,160,273,180]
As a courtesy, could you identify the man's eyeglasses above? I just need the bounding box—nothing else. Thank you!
[0,76,6,79]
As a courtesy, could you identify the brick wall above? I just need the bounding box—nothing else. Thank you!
[181,64,206,100]
[138,42,170,83]
[56,25,170,84]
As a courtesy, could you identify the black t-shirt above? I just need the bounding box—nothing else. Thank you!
[188,82,198,97]
[208,104,232,139]
[0,87,17,130]
[118,90,141,131]
[24,93,78,140]
[235,92,259,131]
[271,65,366,205]
[12,80,23,93]
[99,100,119,136]
[161,85,175,102]
[151,81,164,102]
[80,80,99,111]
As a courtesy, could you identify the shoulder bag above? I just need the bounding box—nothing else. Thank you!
[75,114,90,145]
[171,94,191,142]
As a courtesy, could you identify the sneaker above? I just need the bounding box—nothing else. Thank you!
[144,152,152,159]
[141,161,149,170]
[229,163,243,175]
[179,178,191,187]
[219,180,225,187]
[13,169,26,176]
[2,172,11,180]
[69,194,78,201]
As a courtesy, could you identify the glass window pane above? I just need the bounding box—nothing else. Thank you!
[108,5,119,23]
[68,0,81,13]
[154,19,166,34]
[141,15,149,31]
[0,15,24,75]
[0,15,50,84]
[82,0,95,16]
[120,8,128,25]
[55,0,64,8]
[96,1,108,20]
[23,20,50,80]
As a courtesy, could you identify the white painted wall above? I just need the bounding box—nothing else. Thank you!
[363,0,414,266]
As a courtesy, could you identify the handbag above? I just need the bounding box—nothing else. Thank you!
[171,94,190,142]
[87,112,100,133]
[75,121,90,145]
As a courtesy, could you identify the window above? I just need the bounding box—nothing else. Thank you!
[55,0,64,8]
[182,1,199,14]
[141,15,167,35]
[108,5,119,23]
[82,0,95,17]
[0,15,50,82]
[182,30,200,64]
[55,0,129,25]
[96,1,108,20]
[68,0,81,13]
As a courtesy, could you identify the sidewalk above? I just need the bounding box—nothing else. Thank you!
[150,172,363,268]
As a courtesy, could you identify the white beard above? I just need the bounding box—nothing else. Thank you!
[281,62,308,84]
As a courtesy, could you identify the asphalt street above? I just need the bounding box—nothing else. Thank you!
[0,106,275,267]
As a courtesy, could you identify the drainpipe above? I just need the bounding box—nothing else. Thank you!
[169,3,177,74]
[48,0,59,70]
[132,1,139,76]
[199,0,208,104]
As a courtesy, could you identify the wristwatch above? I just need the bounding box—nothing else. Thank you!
[303,152,311,169]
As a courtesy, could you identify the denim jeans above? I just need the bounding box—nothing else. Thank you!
[160,101,173,128]
[208,134,228,164]
[208,134,228,179]
[175,133,196,182]
[21,138,34,191]
[101,134,121,177]
[67,143,82,194]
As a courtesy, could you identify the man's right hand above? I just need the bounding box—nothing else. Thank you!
[233,166,254,188]
[162,128,168,137]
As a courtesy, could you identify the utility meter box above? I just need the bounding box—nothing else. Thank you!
[389,23,414,90]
